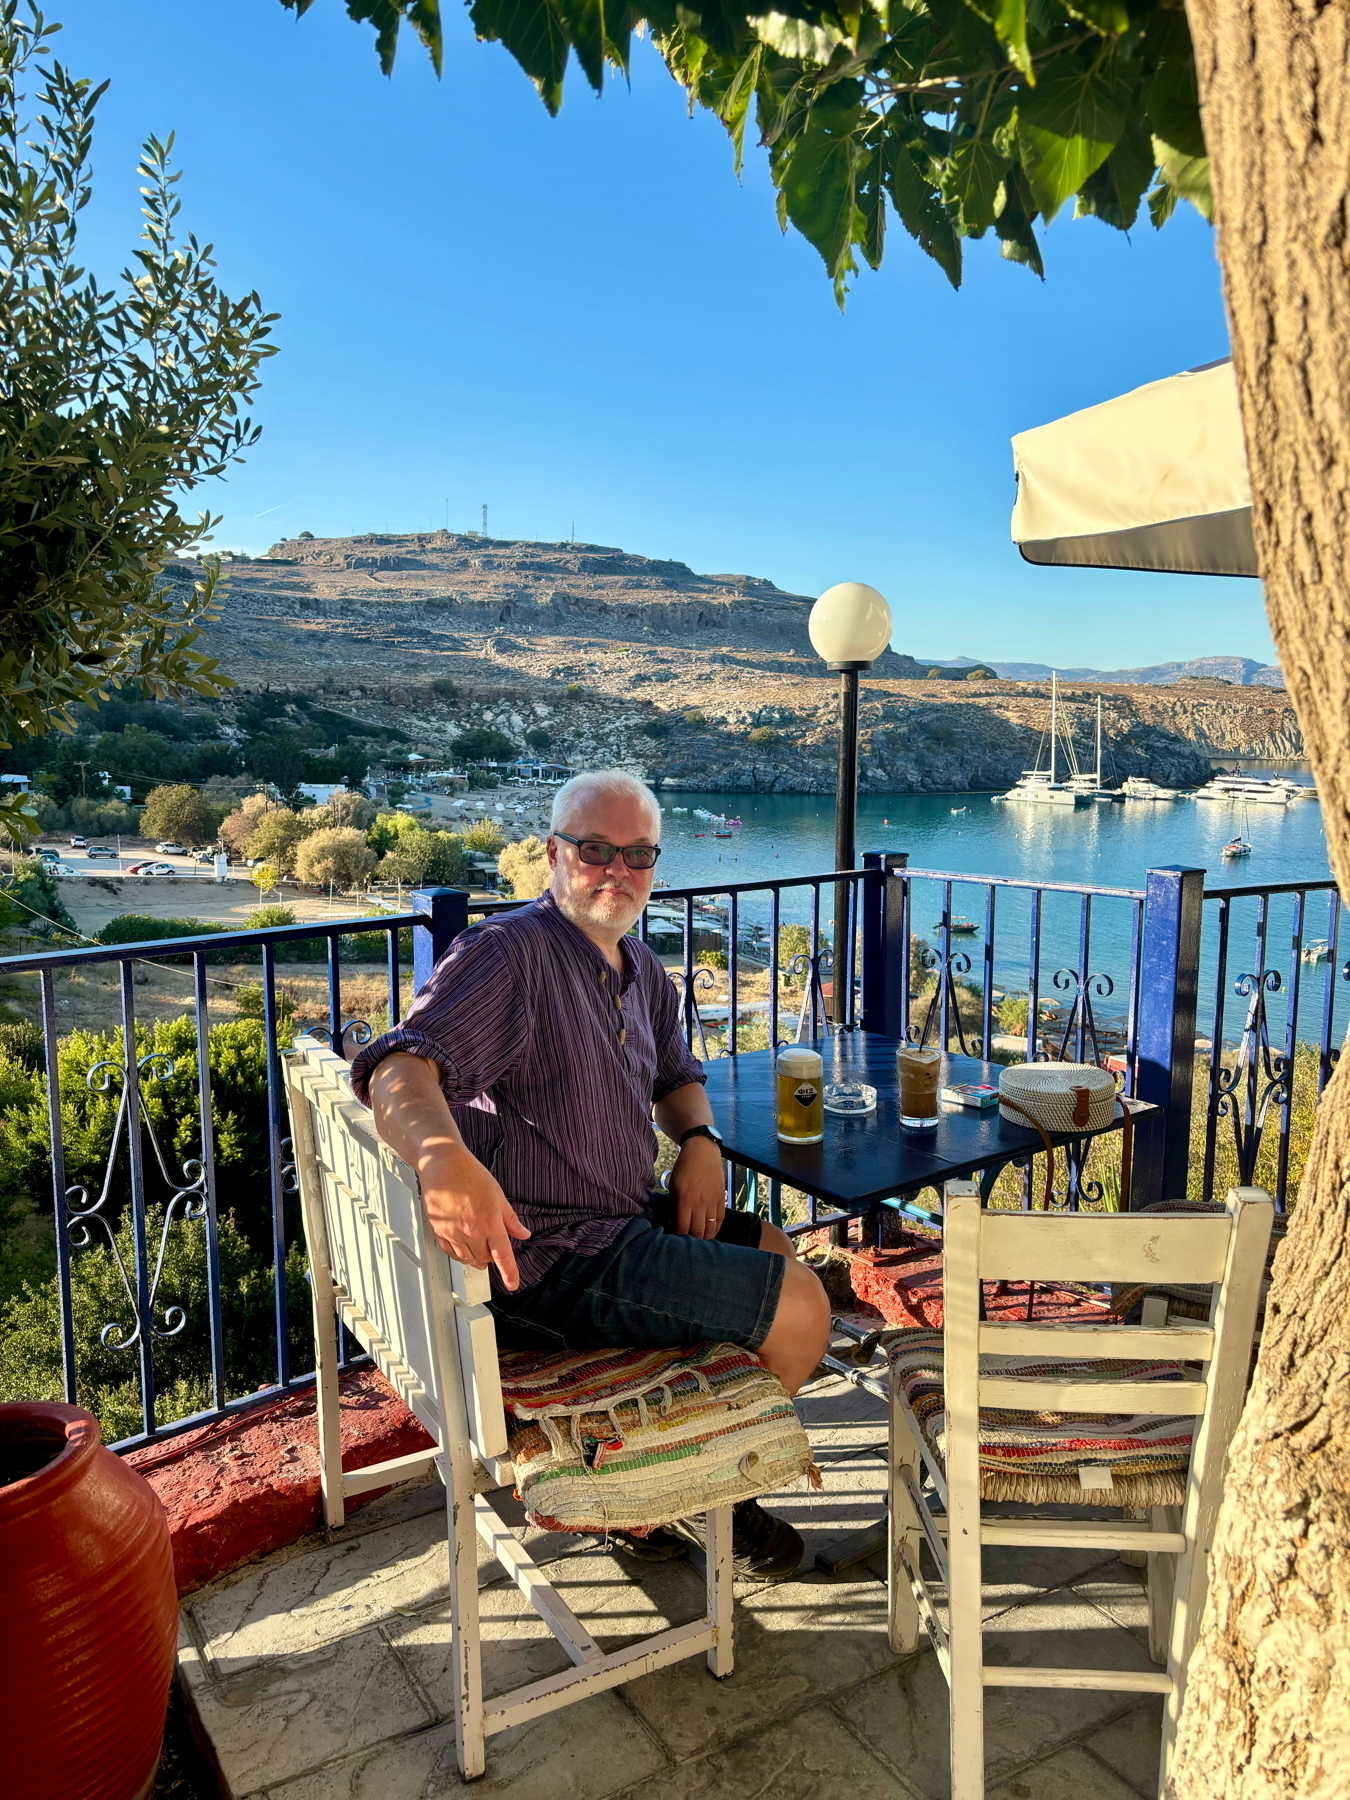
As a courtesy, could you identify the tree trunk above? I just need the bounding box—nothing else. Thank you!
[1171,2,1350,1793]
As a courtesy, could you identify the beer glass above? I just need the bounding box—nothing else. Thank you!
[897,1045,941,1128]
[776,1047,824,1144]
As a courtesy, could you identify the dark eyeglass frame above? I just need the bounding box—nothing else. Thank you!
[554,831,662,870]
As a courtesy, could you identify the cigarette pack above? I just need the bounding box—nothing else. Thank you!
[940,1083,1000,1109]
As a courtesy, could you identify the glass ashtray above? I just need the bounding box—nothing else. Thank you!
[822,1081,877,1116]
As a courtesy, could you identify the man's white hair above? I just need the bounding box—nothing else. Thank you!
[550,769,661,838]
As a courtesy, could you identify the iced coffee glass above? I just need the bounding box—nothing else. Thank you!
[897,1045,941,1128]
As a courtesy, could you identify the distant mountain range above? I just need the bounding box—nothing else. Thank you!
[923,655,1285,688]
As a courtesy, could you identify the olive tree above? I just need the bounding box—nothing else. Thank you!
[293,826,377,890]
[0,5,276,839]
[301,2,1350,1789]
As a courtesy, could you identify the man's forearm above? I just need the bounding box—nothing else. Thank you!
[653,1080,715,1142]
[367,1051,468,1176]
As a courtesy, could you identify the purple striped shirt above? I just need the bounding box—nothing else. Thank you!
[349,892,706,1288]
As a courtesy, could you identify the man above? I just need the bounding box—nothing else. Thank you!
[350,768,830,1581]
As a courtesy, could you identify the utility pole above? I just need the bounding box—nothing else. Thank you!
[481,504,488,537]
[74,761,89,797]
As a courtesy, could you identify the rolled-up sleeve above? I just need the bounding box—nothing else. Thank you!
[349,924,532,1107]
[648,961,706,1102]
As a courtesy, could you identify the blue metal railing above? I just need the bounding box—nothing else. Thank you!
[0,855,1341,1451]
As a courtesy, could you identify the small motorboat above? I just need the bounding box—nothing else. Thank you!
[1221,838,1252,859]
[1302,939,1331,965]
[950,806,967,815]
[935,917,979,935]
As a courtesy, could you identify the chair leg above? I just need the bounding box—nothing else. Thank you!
[704,1505,734,1678]
[1147,1504,1181,1667]
[888,1386,923,1656]
[446,1475,486,1779]
[946,1510,986,1800]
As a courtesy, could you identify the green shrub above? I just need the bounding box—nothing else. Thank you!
[682,709,706,726]
[243,905,297,929]
[452,727,515,763]
[0,1206,312,1443]
[431,678,459,700]
[748,726,778,745]
[524,727,550,750]
[98,914,225,946]
[699,950,728,970]
[565,683,584,698]
[996,994,1029,1037]
[460,820,506,855]
[0,1020,45,1072]
[641,719,672,740]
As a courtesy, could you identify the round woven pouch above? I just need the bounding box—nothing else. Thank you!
[998,1062,1118,1132]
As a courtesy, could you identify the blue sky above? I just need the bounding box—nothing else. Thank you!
[54,0,1271,670]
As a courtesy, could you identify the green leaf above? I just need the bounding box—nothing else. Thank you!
[1146,54,1206,160]
[777,98,864,301]
[857,145,886,270]
[994,163,1043,276]
[469,0,573,112]
[714,44,763,175]
[1074,112,1153,229]
[940,136,1010,235]
[884,129,962,287]
[962,0,1031,76]
[748,10,848,62]
[1151,138,1213,221]
[1017,66,1125,219]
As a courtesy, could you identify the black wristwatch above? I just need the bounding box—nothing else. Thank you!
[679,1124,723,1150]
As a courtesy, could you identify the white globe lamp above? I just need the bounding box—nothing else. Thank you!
[808,581,893,669]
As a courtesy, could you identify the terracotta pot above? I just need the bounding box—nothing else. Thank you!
[0,1402,178,1800]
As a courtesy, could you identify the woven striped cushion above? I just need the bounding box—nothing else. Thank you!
[499,1342,814,1532]
[888,1329,1194,1507]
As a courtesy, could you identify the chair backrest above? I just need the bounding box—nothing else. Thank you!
[283,1037,509,1461]
[939,1180,1273,1504]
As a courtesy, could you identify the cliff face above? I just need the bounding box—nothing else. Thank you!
[189,534,1302,794]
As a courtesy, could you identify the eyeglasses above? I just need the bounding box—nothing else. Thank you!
[554,832,662,870]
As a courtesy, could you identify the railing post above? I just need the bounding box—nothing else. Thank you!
[861,852,908,1037]
[1134,866,1205,1206]
[412,887,469,995]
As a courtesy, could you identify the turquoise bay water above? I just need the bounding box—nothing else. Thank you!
[652,774,1344,1051]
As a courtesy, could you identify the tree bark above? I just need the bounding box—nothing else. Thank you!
[1172,2,1350,1793]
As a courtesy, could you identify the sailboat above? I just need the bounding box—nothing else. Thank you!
[997,673,1084,805]
[1064,697,1122,800]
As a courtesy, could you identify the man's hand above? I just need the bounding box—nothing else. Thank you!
[419,1145,532,1290]
[670,1134,727,1239]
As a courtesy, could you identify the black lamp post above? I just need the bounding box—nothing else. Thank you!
[808,582,894,1026]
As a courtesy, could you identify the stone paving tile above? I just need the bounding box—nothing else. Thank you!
[189,1492,596,1675]
[1082,1700,1165,1800]
[842,1592,1156,1800]
[795,1375,889,1432]
[986,1744,1150,1800]
[1071,1560,1154,1644]
[185,1626,433,1797]
[253,1692,668,1800]
[623,1572,896,1761]
[610,1704,919,1800]
[389,1549,708,1708]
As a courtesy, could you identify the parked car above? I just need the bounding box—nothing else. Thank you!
[86,846,119,859]
[126,861,176,876]
[154,842,186,855]
[69,836,87,848]
[194,849,217,864]
[48,862,75,877]
[35,849,59,863]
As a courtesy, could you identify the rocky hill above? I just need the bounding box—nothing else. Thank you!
[180,533,1305,795]
[938,653,1286,687]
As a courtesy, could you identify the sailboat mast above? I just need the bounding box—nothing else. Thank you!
[1095,696,1102,785]
[1050,673,1057,785]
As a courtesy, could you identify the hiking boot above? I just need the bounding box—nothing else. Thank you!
[672,1498,804,1583]
[611,1525,690,1562]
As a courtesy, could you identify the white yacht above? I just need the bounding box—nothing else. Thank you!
[1194,770,1313,805]
[1121,775,1184,800]
[997,673,1084,806]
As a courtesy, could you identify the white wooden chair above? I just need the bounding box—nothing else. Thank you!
[887,1180,1273,1800]
[283,1038,734,1781]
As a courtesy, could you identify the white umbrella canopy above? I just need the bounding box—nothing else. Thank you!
[1010,358,1258,577]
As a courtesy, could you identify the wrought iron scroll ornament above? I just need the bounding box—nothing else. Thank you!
[787,946,836,1042]
[672,966,718,1059]
[1038,966,1115,1067]
[300,1019,374,1056]
[909,943,982,1057]
[66,1053,206,1351]
[1215,970,1290,1185]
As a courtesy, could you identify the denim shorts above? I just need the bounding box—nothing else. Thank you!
[488,1195,783,1355]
